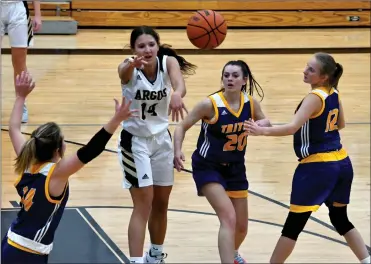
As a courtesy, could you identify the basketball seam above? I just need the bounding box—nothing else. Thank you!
[187,22,226,41]
[214,17,227,35]
[187,29,210,49]
[187,22,211,49]
[212,10,220,46]
[215,22,227,35]
[196,10,219,48]
[187,24,209,40]
[196,10,214,32]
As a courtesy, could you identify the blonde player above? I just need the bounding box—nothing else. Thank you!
[1,0,42,122]
[2,71,138,263]
[246,52,370,264]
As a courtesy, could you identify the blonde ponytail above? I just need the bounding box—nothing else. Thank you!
[14,137,37,175]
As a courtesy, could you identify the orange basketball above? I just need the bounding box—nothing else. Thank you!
[186,10,227,50]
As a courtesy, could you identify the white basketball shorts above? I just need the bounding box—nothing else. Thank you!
[118,128,174,188]
[0,1,33,47]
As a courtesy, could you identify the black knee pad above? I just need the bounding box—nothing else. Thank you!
[281,211,311,241]
[329,205,354,236]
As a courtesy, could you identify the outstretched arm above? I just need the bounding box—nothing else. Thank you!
[9,97,27,156]
[118,57,148,85]
[47,97,138,198]
[173,98,214,171]
[9,72,35,155]
[47,97,138,197]
[246,93,322,136]
[52,97,138,181]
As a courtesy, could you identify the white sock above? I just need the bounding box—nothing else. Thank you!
[149,243,163,256]
[130,257,143,263]
[361,256,370,263]
[234,250,239,258]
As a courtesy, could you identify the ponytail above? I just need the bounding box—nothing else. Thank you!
[241,61,264,101]
[218,60,265,101]
[13,122,64,175]
[158,44,197,76]
[314,53,343,90]
[331,63,343,90]
[14,137,37,175]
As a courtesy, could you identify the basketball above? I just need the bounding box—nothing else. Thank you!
[186,10,227,50]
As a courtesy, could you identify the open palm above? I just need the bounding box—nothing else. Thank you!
[15,71,35,98]
[114,97,139,121]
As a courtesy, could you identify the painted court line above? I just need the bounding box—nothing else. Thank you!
[0,204,349,248]
[76,208,126,263]
[1,128,370,252]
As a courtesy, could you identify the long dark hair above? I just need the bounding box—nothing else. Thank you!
[130,26,197,76]
[314,52,343,90]
[216,60,264,100]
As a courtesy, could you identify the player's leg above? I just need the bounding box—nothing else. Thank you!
[145,185,171,263]
[203,182,236,264]
[270,162,338,263]
[192,153,236,263]
[231,197,247,264]
[145,130,173,263]
[225,163,249,264]
[118,131,154,263]
[326,157,370,263]
[7,2,33,123]
[128,186,153,263]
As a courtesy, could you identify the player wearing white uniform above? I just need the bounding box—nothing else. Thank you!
[1,0,42,122]
[119,54,173,188]
[117,26,197,264]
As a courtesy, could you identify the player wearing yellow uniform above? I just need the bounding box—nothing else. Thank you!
[174,60,271,264]
[246,52,370,264]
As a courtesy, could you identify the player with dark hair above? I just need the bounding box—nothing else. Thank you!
[174,60,270,264]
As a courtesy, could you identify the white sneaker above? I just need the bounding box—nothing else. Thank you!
[22,104,28,123]
[144,251,167,263]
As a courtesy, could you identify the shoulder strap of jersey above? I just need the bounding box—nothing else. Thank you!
[334,88,340,104]
[246,93,255,121]
[44,162,68,204]
[160,55,168,74]
[39,163,56,176]
[203,93,220,125]
[311,88,328,101]
[309,89,327,119]
[13,162,55,188]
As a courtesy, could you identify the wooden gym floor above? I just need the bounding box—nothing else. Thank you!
[1,28,370,263]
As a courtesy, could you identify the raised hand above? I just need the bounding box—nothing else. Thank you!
[15,71,35,98]
[113,97,139,121]
[128,56,148,69]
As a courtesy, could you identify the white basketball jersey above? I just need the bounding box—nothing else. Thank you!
[121,55,172,137]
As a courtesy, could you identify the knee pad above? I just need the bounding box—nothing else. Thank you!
[329,205,354,236]
[281,211,311,241]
